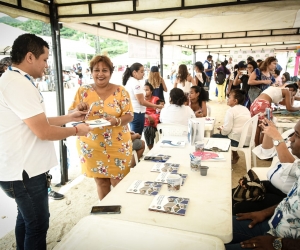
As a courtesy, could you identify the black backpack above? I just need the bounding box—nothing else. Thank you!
[215,66,227,85]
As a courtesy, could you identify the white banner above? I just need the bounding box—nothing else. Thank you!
[128,35,160,59]
[229,48,275,64]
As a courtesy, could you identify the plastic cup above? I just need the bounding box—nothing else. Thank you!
[190,158,201,172]
[195,142,205,152]
[200,166,209,176]
[167,174,182,192]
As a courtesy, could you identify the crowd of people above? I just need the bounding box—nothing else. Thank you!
[1,33,300,249]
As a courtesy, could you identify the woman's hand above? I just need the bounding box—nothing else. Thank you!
[105,117,119,126]
[264,79,272,85]
[76,102,89,112]
[147,115,155,125]
[195,110,203,117]
[259,118,282,140]
[69,111,88,122]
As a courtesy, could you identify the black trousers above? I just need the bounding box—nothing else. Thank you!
[232,181,286,215]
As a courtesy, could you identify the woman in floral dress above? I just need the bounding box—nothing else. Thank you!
[69,55,133,200]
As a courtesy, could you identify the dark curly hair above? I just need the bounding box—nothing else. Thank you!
[10,33,49,64]
[230,89,246,105]
[170,88,187,106]
[190,86,209,108]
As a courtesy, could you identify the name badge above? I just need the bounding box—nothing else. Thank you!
[271,210,283,228]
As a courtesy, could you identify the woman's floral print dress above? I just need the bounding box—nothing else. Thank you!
[69,85,133,179]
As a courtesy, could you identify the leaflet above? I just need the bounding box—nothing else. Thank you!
[126,180,162,196]
[150,163,180,173]
[148,195,190,216]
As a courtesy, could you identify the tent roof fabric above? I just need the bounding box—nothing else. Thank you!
[0,0,300,50]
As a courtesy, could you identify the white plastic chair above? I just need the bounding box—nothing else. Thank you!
[132,150,138,165]
[251,128,294,179]
[231,114,259,172]
[206,104,211,117]
[156,123,188,141]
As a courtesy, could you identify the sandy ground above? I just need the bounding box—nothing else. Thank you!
[0,75,271,249]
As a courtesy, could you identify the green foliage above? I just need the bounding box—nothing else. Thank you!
[0,16,22,24]
[182,51,192,56]
[2,18,128,57]
[180,60,192,65]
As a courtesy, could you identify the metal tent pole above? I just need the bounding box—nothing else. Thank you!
[49,0,68,185]
[160,36,163,77]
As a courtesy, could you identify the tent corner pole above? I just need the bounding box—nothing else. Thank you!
[49,0,68,185]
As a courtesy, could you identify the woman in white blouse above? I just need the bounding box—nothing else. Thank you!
[212,89,251,164]
[173,64,195,95]
[160,88,195,126]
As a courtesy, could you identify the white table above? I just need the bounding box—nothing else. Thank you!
[55,137,232,248]
[54,216,225,250]
[273,116,298,134]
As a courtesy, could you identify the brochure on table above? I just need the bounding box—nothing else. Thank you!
[151,163,180,173]
[193,151,226,161]
[204,138,231,152]
[126,180,163,196]
[160,140,186,148]
[148,195,190,216]
[155,172,187,185]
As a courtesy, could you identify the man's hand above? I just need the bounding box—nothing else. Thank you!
[69,111,88,122]
[75,123,93,136]
[236,211,268,228]
[241,235,276,249]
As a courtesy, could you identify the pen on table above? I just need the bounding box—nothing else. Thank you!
[85,103,95,120]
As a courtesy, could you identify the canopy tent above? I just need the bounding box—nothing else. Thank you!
[1,0,299,52]
[1,0,300,183]
[0,23,26,55]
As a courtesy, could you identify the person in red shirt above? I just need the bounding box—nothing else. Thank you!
[143,83,162,149]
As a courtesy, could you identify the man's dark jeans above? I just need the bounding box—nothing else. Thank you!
[0,171,49,250]
[225,216,270,250]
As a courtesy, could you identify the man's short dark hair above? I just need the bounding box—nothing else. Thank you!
[11,33,49,64]
[247,56,254,62]
[207,55,212,59]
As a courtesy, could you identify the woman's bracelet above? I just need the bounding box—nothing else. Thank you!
[74,126,78,136]
[118,117,122,126]
[114,118,119,127]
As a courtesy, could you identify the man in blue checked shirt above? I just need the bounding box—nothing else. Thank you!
[226,119,300,250]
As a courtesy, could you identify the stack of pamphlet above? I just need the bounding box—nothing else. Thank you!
[148,195,190,216]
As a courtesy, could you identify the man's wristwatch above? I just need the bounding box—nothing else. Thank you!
[273,139,285,146]
[273,237,282,250]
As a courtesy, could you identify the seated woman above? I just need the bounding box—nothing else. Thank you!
[250,83,300,146]
[189,86,209,118]
[143,83,161,150]
[160,88,195,126]
[232,119,298,215]
[211,89,251,164]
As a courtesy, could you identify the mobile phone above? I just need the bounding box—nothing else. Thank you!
[240,70,247,75]
[265,108,271,120]
[144,156,163,161]
[90,205,121,214]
